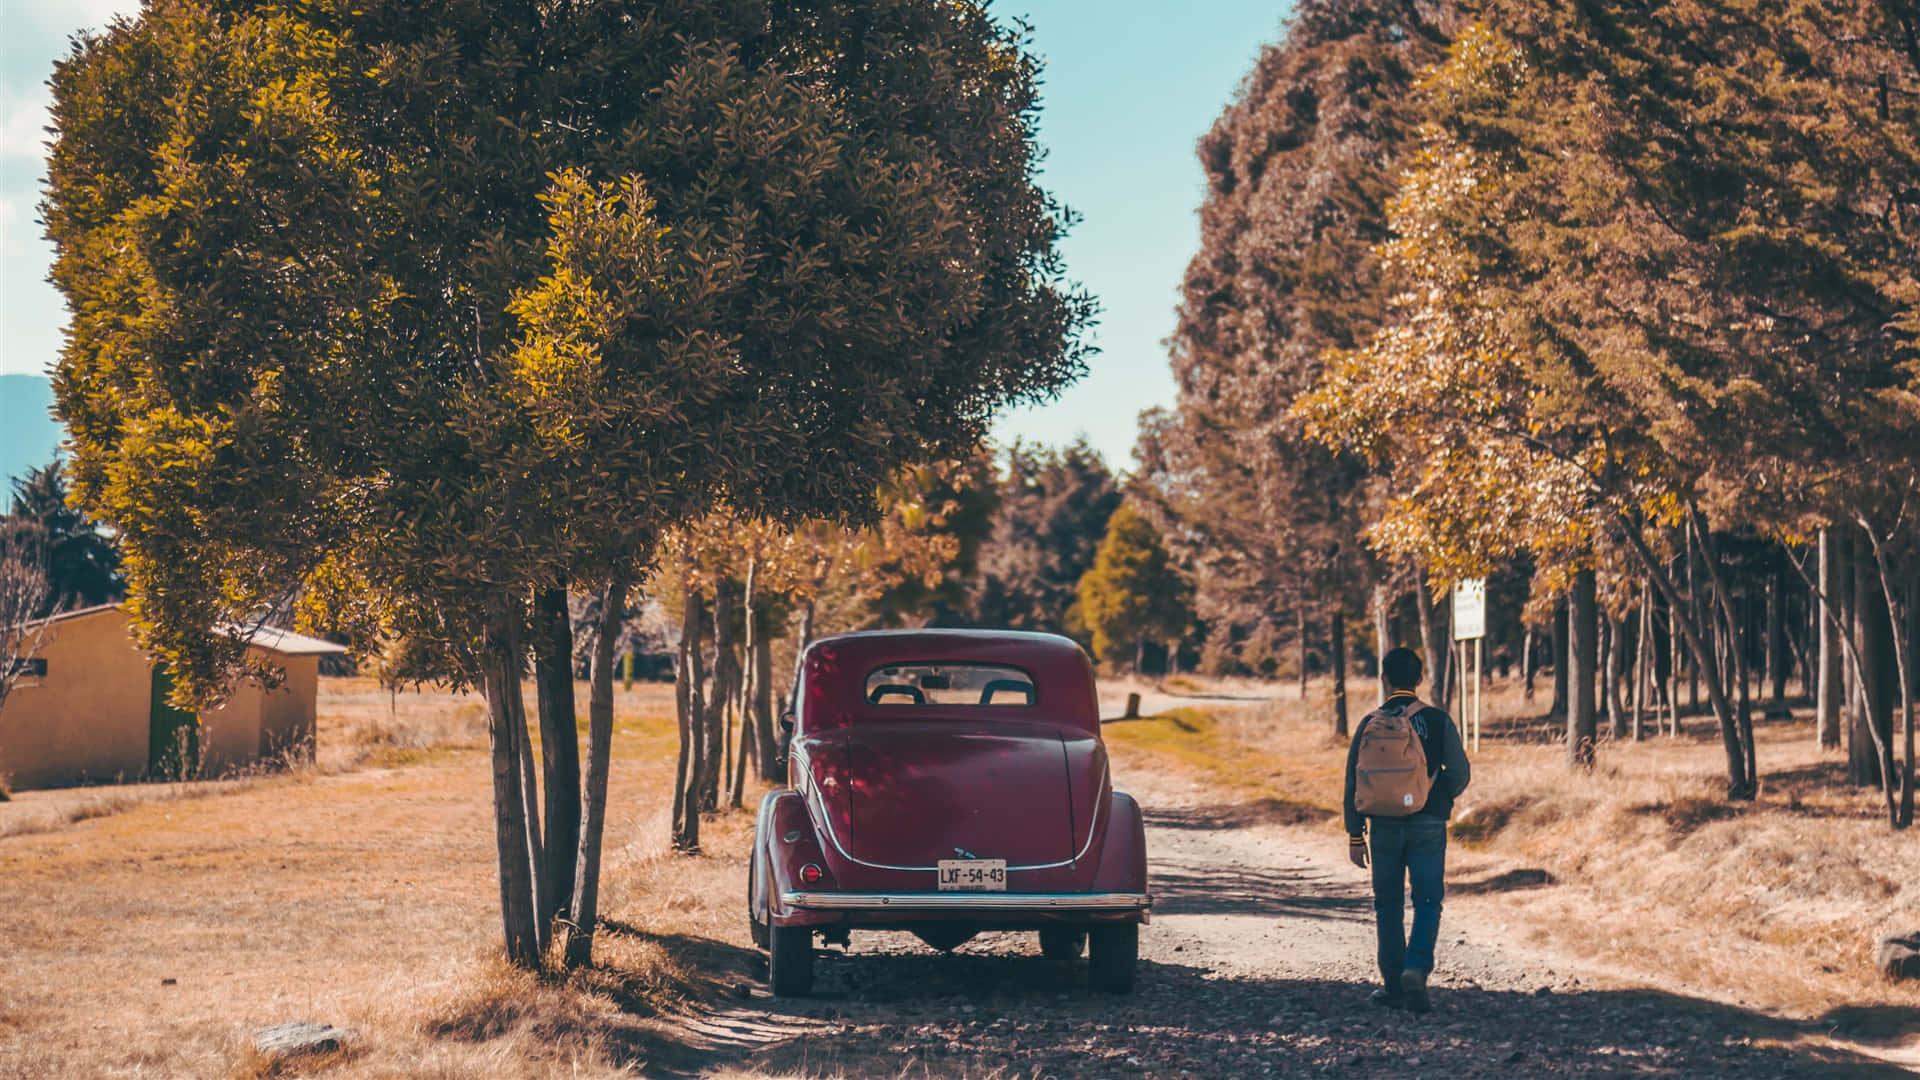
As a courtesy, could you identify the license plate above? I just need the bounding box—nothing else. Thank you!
[936,858,1007,892]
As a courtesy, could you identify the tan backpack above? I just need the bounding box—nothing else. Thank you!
[1354,699,1434,817]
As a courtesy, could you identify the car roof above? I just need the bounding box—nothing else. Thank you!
[807,627,1086,661]
[799,629,1099,733]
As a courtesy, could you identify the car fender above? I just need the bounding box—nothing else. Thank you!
[757,788,837,924]
[1089,791,1147,896]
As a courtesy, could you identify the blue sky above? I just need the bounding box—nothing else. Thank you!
[0,0,1292,473]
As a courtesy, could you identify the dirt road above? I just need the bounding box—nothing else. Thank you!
[716,764,1915,1078]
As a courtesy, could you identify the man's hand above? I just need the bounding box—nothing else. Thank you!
[1347,836,1368,869]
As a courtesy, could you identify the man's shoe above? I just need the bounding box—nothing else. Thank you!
[1368,987,1404,1009]
[1400,969,1432,1013]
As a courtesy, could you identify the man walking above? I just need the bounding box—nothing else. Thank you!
[1343,647,1471,1012]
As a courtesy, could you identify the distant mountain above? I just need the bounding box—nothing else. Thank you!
[1,374,65,497]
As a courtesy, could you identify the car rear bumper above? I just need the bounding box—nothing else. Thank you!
[781,890,1151,913]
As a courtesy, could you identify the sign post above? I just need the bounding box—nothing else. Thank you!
[1452,578,1486,752]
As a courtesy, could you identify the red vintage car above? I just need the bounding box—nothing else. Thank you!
[748,629,1151,996]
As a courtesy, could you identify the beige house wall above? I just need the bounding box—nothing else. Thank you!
[0,608,330,790]
[0,608,150,789]
[258,656,318,761]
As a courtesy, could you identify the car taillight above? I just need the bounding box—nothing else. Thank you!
[800,863,824,885]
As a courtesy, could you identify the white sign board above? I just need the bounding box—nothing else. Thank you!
[1452,578,1486,641]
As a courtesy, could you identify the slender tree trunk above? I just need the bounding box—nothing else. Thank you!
[482,607,541,967]
[1521,627,1535,701]
[730,557,759,810]
[533,585,579,922]
[1568,569,1598,770]
[1297,605,1310,704]
[1689,515,1759,798]
[781,598,817,766]
[672,588,705,852]
[513,686,547,955]
[1849,541,1889,791]
[1330,604,1349,737]
[1551,600,1569,721]
[1687,523,1701,712]
[753,631,776,780]
[1605,614,1627,739]
[1416,575,1444,705]
[1372,581,1392,682]
[1817,530,1845,748]
[1632,595,1649,742]
[1767,559,1787,710]
[1661,580,1679,737]
[563,572,628,969]
[701,578,735,813]
[1858,518,1912,827]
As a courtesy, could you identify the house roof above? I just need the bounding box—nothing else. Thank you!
[13,604,347,656]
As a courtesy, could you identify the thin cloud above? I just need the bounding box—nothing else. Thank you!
[0,88,53,162]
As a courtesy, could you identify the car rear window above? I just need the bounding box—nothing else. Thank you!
[863,662,1037,707]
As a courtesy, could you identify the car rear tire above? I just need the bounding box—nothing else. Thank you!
[1088,922,1137,994]
[768,922,814,997]
[1038,926,1086,962]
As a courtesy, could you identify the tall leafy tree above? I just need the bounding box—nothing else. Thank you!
[1076,503,1192,671]
[1149,0,1457,713]
[46,0,1090,964]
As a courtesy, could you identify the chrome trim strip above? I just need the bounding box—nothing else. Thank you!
[782,890,1151,911]
[791,738,1112,874]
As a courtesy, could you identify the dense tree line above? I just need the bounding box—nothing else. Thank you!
[1143,0,1920,825]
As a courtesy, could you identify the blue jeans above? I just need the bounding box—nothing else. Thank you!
[1367,815,1447,987]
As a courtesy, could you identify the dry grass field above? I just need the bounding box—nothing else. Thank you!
[0,677,778,1079]
[1,670,1914,1078]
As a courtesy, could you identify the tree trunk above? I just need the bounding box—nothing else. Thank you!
[1605,613,1627,740]
[563,572,628,969]
[1551,600,1569,721]
[1687,522,1701,712]
[781,598,816,766]
[1849,541,1890,791]
[1568,569,1598,770]
[513,686,547,956]
[1416,575,1444,706]
[1330,604,1348,737]
[1632,595,1649,742]
[1692,519,1758,797]
[482,606,542,967]
[753,630,777,781]
[1856,520,1908,827]
[1297,604,1310,703]
[1372,581,1392,683]
[1521,627,1535,701]
[701,578,735,813]
[1817,530,1845,748]
[730,556,759,810]
[1767,560,1787,708]
[533,585,579,922]
[672,587,705,852]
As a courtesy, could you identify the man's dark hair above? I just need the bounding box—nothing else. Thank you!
[1382,647,1424,690]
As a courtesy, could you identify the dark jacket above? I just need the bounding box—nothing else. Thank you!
[1342,690,1471,838]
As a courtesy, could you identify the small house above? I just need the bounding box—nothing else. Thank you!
[0,605,346,789]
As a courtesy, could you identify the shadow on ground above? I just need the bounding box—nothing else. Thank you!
[736,942,1911,1078]
[1149,854,1368,920]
